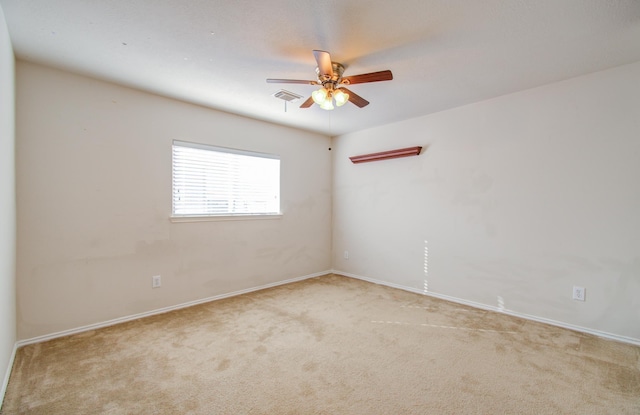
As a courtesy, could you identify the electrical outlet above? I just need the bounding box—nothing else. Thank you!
[572,286,585,301]
[344,251,349,260]
[152,275,161,288]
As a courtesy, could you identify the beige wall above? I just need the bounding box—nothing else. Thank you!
[12,56,640,345]
[332,61,640,342]
[0,4,17,403]
[16,61,332,340]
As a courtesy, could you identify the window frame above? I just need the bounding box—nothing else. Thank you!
[170,140,282,222]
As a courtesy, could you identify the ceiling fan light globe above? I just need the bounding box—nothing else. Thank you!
[334,90,349,106]
[312,88,328,105]
[320,99,334,110]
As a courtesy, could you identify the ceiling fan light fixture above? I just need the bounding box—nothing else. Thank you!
[320,98,334,110]
[334,89,349,107]
[312,88,328,105]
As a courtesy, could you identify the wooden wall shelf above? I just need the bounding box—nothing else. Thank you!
[349,146,422,164]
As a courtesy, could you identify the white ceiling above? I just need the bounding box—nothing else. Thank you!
[2,0,640,137]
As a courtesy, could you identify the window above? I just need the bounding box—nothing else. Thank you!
[172,140,280,218]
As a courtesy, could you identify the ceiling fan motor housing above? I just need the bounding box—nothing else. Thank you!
[316,62,346,87]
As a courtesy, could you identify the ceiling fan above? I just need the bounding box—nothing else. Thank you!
[267,50,393,110]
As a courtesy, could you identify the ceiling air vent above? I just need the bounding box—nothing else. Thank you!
[272,89,303,102]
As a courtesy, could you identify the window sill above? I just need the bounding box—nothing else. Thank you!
[170,213,283,223]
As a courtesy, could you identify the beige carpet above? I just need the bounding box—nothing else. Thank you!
[2,274,639,414]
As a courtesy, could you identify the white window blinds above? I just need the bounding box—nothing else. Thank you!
[172,140,280,216]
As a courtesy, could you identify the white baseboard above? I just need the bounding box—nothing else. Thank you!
[17,270,331,347]
[14,268,640,349]
[334,270,640,347]
[1,342,17,411]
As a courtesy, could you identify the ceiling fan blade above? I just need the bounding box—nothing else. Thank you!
[313,50,333,78]
[300,96,314,108]
[341,70,393,85]
[266,78,318,85]
[340,87,369,108]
